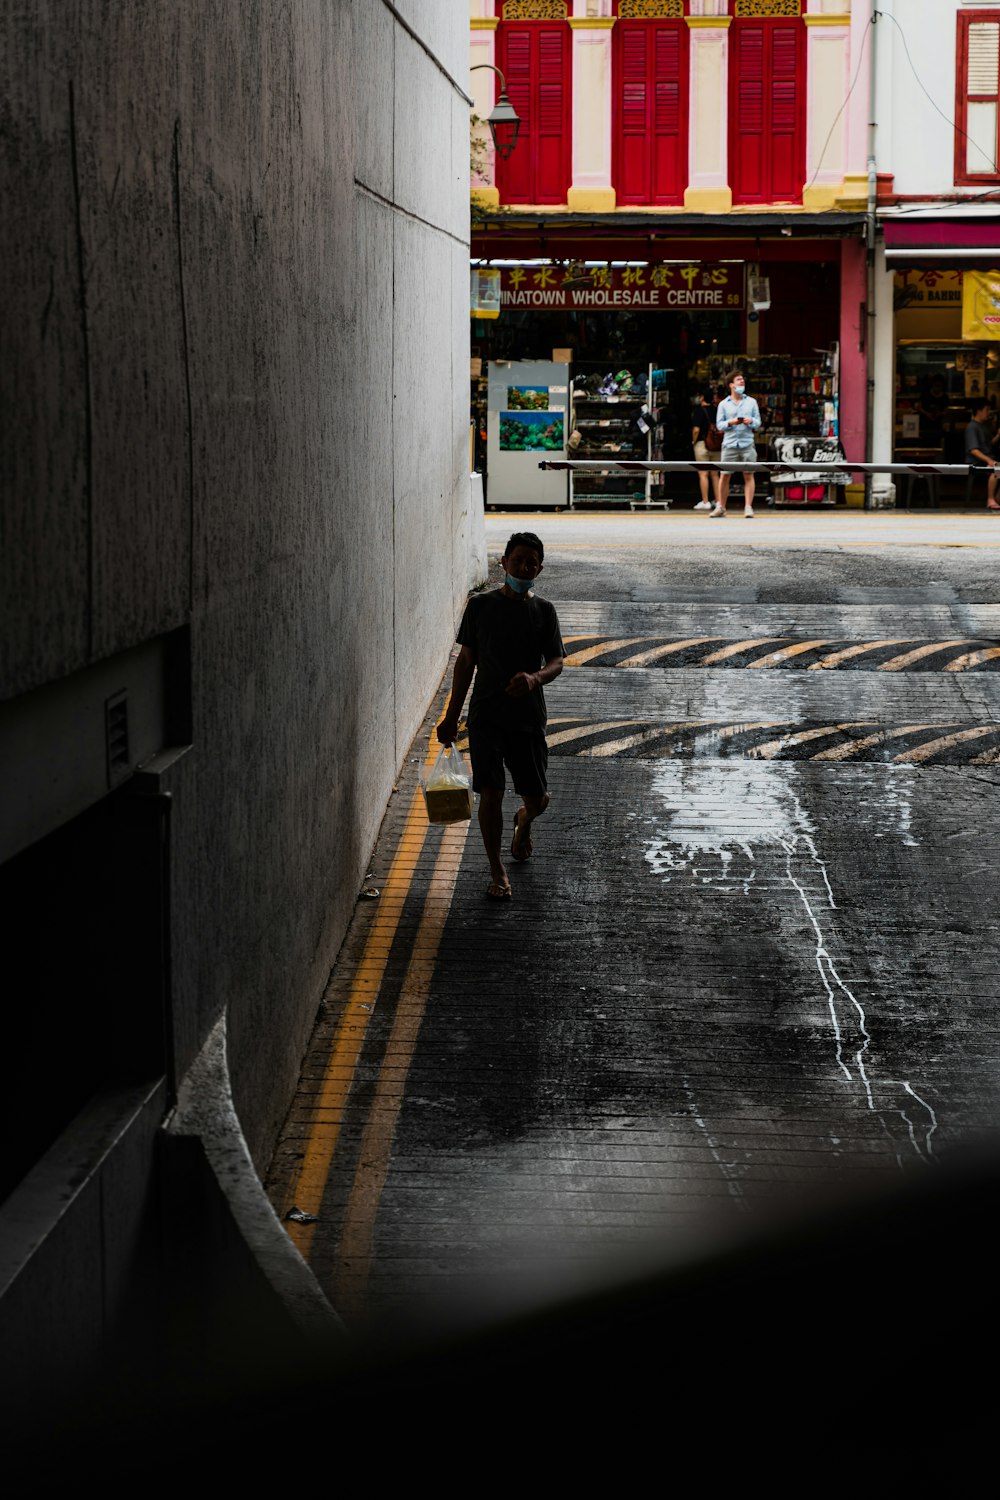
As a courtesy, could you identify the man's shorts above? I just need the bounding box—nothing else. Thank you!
[720,442,756,468]
[467,725,548,797]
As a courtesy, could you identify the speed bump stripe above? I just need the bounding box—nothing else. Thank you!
[536,717,1000,763]
[751,721,877,759]
[700,637,789,665]
[616,637,721,666]
[878,641,971,671]
[892,725,1000,763]
[560,635,1000,671]
[944,647,1000,672]
[563,635,651,665]
[811,723,953,762]
[748,640,839,668]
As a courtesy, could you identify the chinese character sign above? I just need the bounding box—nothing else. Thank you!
[497,263,745,311]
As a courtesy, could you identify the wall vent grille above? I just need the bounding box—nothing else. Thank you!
[105,690,130,788]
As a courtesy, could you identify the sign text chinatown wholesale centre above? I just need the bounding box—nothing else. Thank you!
[498,262,745,311]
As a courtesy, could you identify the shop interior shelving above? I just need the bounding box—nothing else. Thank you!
[789,358,836,435]
[567,363,664,510]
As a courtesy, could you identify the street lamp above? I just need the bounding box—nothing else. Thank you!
[470,63,520,160]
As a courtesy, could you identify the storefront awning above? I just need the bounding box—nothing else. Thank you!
[473,211,867,240]
[883,216,1000,258]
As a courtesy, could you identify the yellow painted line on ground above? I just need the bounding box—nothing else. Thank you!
[747,639,837,668]
[282,745,440,1260]
[332,818,471,1320]
[877,640,968,671]
[750,721,876,759]
[944,646,1000,672]
[811,724,956,762]
[615,637,722,666]
[564,635,648,664]
[808,639,914,669]
[700,636,788,664]
[892,725,1000,763]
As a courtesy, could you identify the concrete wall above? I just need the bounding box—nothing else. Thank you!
[0,0,475,1373]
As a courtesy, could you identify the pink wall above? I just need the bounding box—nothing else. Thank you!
[839,239,868,461]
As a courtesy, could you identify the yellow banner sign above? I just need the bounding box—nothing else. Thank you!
[962,270,1000,340]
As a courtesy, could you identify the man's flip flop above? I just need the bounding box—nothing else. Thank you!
[486,879,512,900]
[510,810,533,862]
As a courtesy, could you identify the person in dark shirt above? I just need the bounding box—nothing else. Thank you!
[691,389,720,511]
[915,374,949,451]
[964,401,1000,511]
[437,531,565,900]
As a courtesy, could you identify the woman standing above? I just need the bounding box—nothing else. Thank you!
[691,388,720,511]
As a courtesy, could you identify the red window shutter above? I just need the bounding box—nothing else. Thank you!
[956,12,1000,184]
[613,21,687,206]
[731,21,804,205]
[536,26,568,203]
[499,27,533,203]
[769,25,800,199]
[733,26,765,203]
[496,22,570,206]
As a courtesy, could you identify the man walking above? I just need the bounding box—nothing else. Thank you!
[964,400,1000,511]
[437,532,565,901]
[711,369,762,518]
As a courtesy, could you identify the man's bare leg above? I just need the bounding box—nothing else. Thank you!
[743,471,755,510]
[511,791,550,860]
[478,787,509,894]
[715,472,730,512]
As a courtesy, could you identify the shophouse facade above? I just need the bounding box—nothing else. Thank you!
[871,0,1000,505]
[470,0,873,509]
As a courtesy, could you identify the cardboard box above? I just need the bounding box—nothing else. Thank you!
[552,348,573,363]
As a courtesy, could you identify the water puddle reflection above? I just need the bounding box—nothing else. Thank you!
[644,762,937,1164]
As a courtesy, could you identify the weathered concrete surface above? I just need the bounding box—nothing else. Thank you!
[0,0,475,1396]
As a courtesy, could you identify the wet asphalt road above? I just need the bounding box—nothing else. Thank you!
[267,509,1000,1417]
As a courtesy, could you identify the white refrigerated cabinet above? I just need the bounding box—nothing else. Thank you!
[485,360,568,510]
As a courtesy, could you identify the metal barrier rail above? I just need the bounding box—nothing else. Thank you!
[537,460,973,476]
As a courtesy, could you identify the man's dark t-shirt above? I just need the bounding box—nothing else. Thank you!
[457,590,564,734]
[965,419,993,465]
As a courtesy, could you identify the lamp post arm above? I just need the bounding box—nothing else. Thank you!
[470,62,508,93]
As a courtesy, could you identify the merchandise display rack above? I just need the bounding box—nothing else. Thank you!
[567,363,666,511]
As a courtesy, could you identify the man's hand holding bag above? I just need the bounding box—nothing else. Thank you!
[421,742,474,824]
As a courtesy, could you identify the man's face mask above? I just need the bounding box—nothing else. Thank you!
[734,383,745,395]
[505,573,533,594]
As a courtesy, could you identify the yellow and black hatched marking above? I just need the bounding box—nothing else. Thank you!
[456,719,1000,765]
[563,635,1000,672]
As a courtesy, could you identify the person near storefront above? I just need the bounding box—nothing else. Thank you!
[964,401,1000,511]
[711,370,762,518]
[691,388,721,511]
[915,374,949,452]
[436,531,565,901]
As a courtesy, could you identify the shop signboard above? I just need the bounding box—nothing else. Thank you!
[962,270,1000,341]
[497,262,744,311]
[894,269,963,311]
